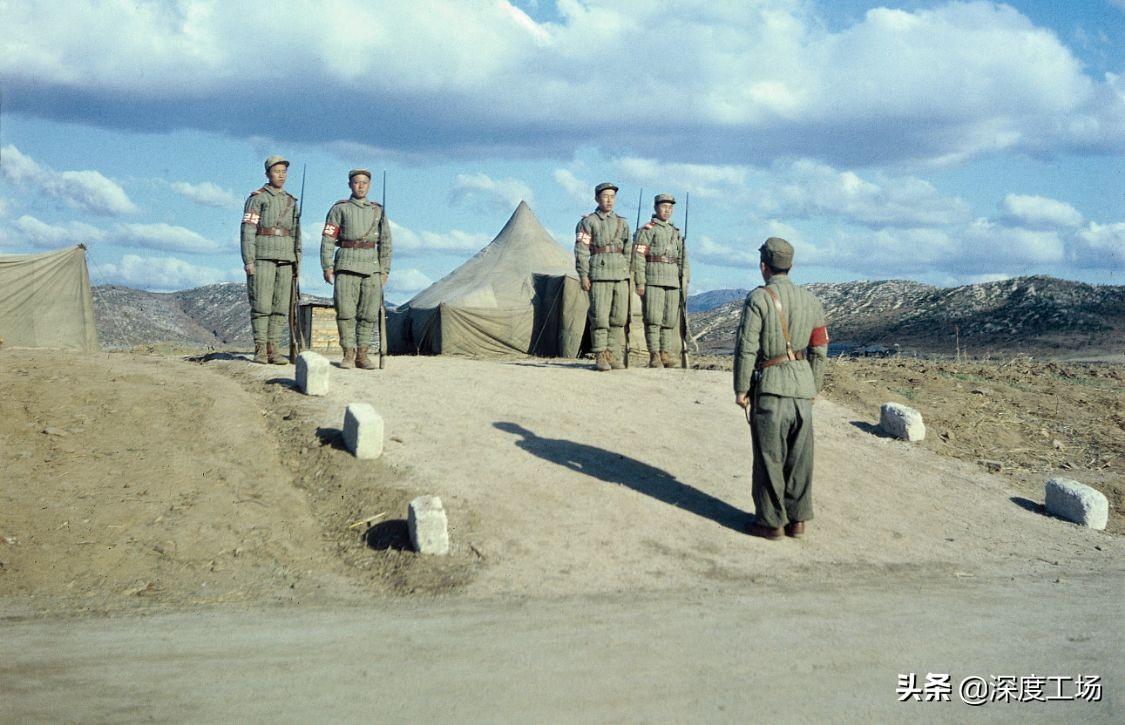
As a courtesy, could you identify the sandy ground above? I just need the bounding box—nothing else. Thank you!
[1,348,1121,720]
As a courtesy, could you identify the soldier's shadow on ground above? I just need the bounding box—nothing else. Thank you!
[265,377,299,390]
[493,421,748,532]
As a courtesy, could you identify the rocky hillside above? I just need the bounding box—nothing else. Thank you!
[94,283,253,349]
[691,276,1125,357]
[95,276,1124,358]
[686,288,749,313]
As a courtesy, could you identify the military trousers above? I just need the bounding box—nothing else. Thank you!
[642,285,681,353]
[587,279,629,354]
[749,394,814,529]
[247,259,293,346]
[334,271,382,350]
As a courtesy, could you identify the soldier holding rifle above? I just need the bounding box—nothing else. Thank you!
[319,169,393,370]
[241,155,300,365]
[632,193,689,368]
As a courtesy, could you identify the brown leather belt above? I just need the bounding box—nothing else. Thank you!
[256,226,292,237]
[757,349,806,371]
[591,245,624,255]
[645,254,676,263]
[337,240,376,249]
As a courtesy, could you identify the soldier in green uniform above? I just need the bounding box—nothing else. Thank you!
[733,237,829,539]
[319,169,392,369]
[632,193,690,368]
[241,155,300,365]
[575,182,632,371]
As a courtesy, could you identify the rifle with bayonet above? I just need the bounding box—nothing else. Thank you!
[679,192,691,370]
[288,164,307,364]
[378,171,388,370]
[625,187,642,369]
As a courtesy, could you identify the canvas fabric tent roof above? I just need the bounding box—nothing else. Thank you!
[0,245,99,352]
[387,202,647,358]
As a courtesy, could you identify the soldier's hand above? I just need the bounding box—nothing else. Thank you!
[244,262,255,276]
[323,268,335,284]
[636,284,645,298]
[381,272,388,287]
[735,393,750,410]
[581,278,591,292]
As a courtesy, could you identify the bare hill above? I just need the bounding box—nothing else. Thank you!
[94,283,251,349]
[692,276,1125,357]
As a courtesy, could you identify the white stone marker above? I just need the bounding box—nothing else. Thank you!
[343,403,384,459]
[409,495,450,555]
[1045,478,1108,530]
[880,402,926,442]
[296,351,330,396]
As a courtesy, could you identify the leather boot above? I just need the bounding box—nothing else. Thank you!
[340,348,356,369]
[253,343,268,364]
[608,350,624,370]
[355,347,378,370]
[267,343,288,365]
[661,351,678,368]
[648,352,663,369]
[594,351,611,372]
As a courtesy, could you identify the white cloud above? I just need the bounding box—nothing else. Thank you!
[1000,193,1084,228]
[97,254,237,292]
[763,159,972,227]
[553,168,590,205]
[1074,221,1125,267]
[2,2,1119,165]
[0,145,137,216]
[171,181,242,210]
[449,173,533,211]
[614,157,751,201]
[10,214,107,249]
[385,268,434,298]
[390,221,489,254]
[110,222,223,254]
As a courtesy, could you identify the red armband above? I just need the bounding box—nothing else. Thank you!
[809,325,829,347]
[323,223,339,239]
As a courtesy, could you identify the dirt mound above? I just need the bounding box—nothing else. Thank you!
[2,349,1119,618]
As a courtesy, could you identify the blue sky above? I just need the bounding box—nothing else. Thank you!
[1,0,1122,302]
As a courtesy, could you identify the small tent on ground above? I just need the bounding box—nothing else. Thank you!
[0,245,99,352]
[387,202,647,358]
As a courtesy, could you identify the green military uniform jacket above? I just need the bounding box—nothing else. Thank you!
[575,210,631,282]
[631,216,690,288]
[733,274,829,398]
[241,186,299,264]
[319,197,392,276]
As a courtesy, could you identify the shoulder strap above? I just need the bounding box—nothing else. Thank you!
[763,286,795,358]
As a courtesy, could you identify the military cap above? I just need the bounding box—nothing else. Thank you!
[264,155,289,171]
[759,236,794,269]
[348,168,372,181]
[653,193,676,206]
[594,182,619,195]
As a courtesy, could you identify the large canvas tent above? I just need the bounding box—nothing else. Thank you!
[388,201,648,358]
[0,245,99,352]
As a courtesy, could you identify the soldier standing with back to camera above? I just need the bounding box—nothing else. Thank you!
[632,193,689,368]
[575,182,632,371]
[733,237,829,540]
[320,169,392,370]
[241,155,300,365]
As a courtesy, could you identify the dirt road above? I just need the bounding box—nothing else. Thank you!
[2,575,1120,722]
